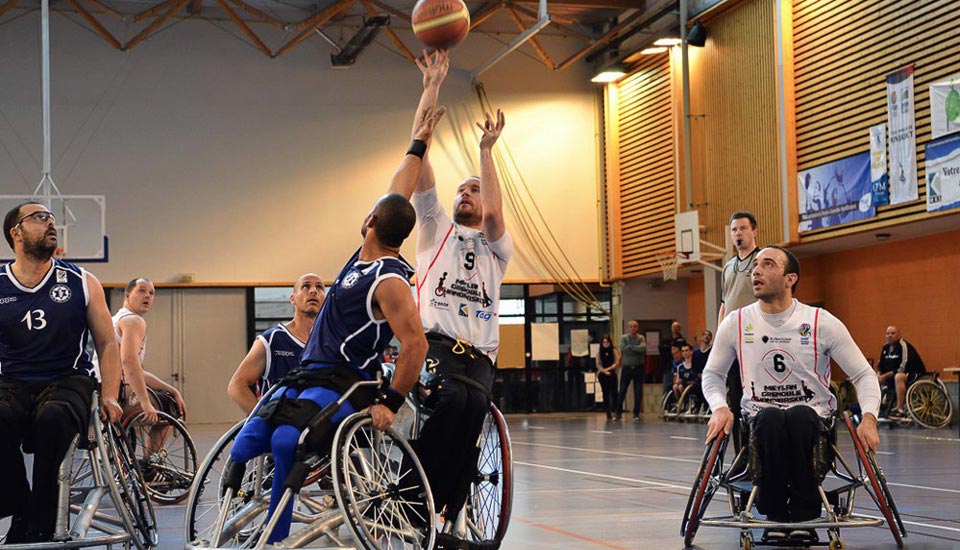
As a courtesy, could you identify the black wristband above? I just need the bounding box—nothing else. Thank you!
[378,387,406,413]
[407,139,427,159]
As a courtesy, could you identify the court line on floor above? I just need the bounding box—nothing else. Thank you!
[593,430,613,434]
[515,460,960,536]
[514,441,960,493]
[511,516,630,549]
[513,441,701,464]
[670,436,699,441]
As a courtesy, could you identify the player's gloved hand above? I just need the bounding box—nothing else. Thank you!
[368,404,395,431]
[705,406,733,444]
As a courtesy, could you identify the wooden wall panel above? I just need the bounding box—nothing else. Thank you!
[793,0,960,242]
[689,0,782,250]
[613,52,676,277]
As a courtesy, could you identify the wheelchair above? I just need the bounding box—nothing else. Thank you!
[2,391,158,550]
[663,383,710,423]
[184,375,436,549]
[120,386,198,504]
[681,411,906,550]
[878,373,953,429]
[393,364,514,546]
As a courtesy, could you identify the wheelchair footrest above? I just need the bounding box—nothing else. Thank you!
[699,514,883,529]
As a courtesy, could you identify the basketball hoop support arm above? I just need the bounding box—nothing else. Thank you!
[471,0,551,80]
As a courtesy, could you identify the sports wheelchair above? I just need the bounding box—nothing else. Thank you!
[681,412,906,550]
[2,391,158,550]
[184,374,436,549]
[184,365,513,549]
[120,386,198,504]
[662,383,710,423]
[878,373,953,429]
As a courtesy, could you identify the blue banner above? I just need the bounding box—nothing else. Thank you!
[798,151,876,232]
[926,132,960,213]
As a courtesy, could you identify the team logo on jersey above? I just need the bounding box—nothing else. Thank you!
[428,298,449,311]
[474,309,493,321]
[56,269,68,283]
[435,272,448,297]
[341,269,360,289]
[458,303,469,317]
[50,284,71,303]
[799,323,812,345]
[743,323,755,344]
[0,296,17,305]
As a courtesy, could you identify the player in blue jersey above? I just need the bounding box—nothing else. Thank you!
[227,273,325,413]
[0,201,123,543]
[227,104,444,543]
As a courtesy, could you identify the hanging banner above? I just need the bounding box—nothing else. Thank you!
[870,123,889,206]
[930,76,960,139]
[925,133,960,213]
[798,151,875,232]
[887,65,918,204]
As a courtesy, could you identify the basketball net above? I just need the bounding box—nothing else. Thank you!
[656,251,681,281]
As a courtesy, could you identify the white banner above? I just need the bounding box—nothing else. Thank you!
[870,123,888,206]
[930,76,960,140]
[887,65,918,204]
[925,133,960,213]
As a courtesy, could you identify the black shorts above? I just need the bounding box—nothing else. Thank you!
[0,374,96,450]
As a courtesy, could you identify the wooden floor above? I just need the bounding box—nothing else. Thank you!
[152,413,959,549]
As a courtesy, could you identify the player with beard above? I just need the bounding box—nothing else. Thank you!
[0,201,123,542]
[228,273,325,413]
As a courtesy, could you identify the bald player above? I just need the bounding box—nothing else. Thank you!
[876,325,926,419]
[228,274,325,414]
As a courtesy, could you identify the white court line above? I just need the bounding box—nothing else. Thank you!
[526,426,545,430]
[513,441,701,464]
[918,436,960,443]
[593,430,613,434]
[874,451,895,455]
[514,441,959,493]
[670,436,698,441]
[513,460,691,490]
[515,460,960,535]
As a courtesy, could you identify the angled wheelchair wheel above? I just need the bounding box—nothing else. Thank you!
[681,433,727,548]
[466,403,513,544]
[123,410,198,504]
[661,391,680,421]
[842,413,905,548]
[333,413,435,550]
[905,378,952,429]
[184,421,274,548]
[103,420,159,549]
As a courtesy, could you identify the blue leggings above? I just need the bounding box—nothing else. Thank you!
[230,386,356,543]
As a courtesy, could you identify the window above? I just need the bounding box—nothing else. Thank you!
[253,287,293,334]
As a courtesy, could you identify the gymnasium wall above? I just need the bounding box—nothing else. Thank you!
[0,13,601,285]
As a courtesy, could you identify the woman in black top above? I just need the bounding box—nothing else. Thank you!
[596,335,621,420]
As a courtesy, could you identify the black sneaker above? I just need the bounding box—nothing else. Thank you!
[888,408,906,419]
[4,515,29,544]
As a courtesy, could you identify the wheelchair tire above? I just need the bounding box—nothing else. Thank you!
[332,413,435,550]
[123,410,198,504]
[842,412,905,548]
[662,391,679,421]
[681,433,727,547]
[104,421,159,549]
[466,403,513,543]
[905,379,952,429]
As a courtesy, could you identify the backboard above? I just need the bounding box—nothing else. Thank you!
[675,210,701,262]
[0,195,108,262]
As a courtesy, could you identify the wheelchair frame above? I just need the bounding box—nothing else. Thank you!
[681,412,906,550]
[184,377,436,550]
[2,392,157,550]
[878,373,953,430]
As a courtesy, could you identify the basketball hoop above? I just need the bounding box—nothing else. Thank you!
[655,250,688,281]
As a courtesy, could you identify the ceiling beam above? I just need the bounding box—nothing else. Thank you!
[80,0,123,19]
[133,0,177,23]
[507,6,553,68]
[227,0,285,30]
[67,0,121,49]
[361,0,415,61]
[125,0,191,50]
[513,0,639,7]
[512,3,592,42]
[275,0,355,58]
[215,0,271,56]
[556,7,656,70]
[187,0,202,15]
[469,1,501,30]
[369,0,409,22]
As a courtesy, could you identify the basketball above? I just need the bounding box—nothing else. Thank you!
[411,0,470,50]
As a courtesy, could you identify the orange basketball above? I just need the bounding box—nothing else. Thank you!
[411,0,470,50]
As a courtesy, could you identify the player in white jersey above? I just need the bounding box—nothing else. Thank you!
[388,50,512,546]
[702,246,880,537]
[113,277,186,423]
[227,273,324,413]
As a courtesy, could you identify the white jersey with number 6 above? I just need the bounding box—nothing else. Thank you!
[701,299,880,419]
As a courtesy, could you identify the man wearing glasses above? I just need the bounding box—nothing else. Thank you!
[0,201,123,543]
